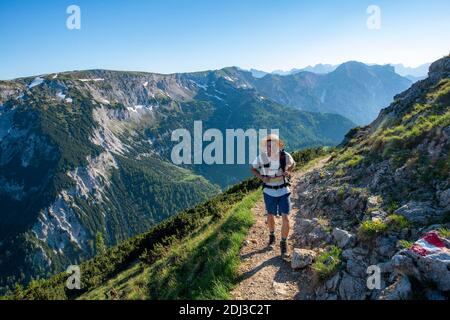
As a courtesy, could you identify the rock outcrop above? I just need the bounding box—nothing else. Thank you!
[289,55,450,300]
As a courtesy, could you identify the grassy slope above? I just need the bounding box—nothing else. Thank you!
[80,191,260,300]
[332,77,449,205]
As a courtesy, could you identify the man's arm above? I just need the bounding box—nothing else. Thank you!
[283,153,296,175]
[287,162,295,172]
[251,167,269,183]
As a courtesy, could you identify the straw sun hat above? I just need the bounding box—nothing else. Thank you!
[260,133,285,151]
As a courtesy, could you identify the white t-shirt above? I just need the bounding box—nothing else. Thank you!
[252,151,295,197]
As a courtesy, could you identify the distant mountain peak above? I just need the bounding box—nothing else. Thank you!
[390,62,431,78]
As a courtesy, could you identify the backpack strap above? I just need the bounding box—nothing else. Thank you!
[260,150,291,189]
[279,149,287,172]
[258,150,287,177]
[258,153,271,169]
[279,149,290,186]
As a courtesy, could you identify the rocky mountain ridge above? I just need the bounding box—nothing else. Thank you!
[288,55,449,299]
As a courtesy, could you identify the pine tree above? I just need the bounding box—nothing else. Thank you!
[95,232,107,255]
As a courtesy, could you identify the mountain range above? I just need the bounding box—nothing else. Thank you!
[0,60,415,292]
[252,63,337,77]
[243,62,412,125]
[251,62,431,83]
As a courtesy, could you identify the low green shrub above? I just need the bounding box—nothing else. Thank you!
[437,227,450,238]
[312,246,342,280]
[358,220,388,238]
[386,214,410,231]
[398,240,414,249]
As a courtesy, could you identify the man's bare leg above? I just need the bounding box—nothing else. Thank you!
[267,214,276,247]
[281,215,290,239]
[267,214,275,233]
[281,215,290,258]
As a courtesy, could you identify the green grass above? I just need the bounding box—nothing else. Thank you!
[349,77,450,176]
[337,186,346,200]
[427,78,450,101]
[398,240,414,249]
[146,191,260,299]
[386,214,410,231]
[437,227,450,238]
[358,215,410,239]
[358,220,388,239]
[312,246,342,280]
[292,147,331,171]
[385,200,400,213]
[402,103,432,122]
[372,79,450,160]
[334,168,346,178]
[79,263,150,300]
[334,147,364,167]
[79,191,261,300]
[345,155,364,167]
[350,187,367,196]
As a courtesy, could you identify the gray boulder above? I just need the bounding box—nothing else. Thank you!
[332,227,354,248]
[377,260,395,273]
[437,188,450,208]
[346,259,368,278]
[338,272,367,300]
[294,218,332,248]
[375,236,397,258]
[424,289,447,300]
[291,248,316,269]
[325,273,341,291]
[314,286,327,300]
[415,253,450,291]
[296,218,315,234]
[391,253,421,278]
[394,201,445,225]
[326,294,338,300]
[370,210,388,222]
[343,196,360,212]
[342,247,368,261]
[392,249,450,292]
[379,276,412,300]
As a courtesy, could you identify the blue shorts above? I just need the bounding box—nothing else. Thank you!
[263,193,291,216]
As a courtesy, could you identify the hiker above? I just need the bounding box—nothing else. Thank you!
[251,134,295,259]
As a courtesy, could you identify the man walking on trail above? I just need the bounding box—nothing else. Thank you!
[251,134,295,259]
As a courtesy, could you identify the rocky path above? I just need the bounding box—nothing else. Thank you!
[231,157,330,300]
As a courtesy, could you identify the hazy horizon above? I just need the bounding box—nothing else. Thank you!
[1,58,443,81]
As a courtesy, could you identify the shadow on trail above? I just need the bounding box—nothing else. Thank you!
[240,246,272,260]
[239,253,298,281]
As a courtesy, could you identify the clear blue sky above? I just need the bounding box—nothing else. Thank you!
[1,0,449,79]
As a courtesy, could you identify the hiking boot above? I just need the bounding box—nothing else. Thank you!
[280,240,290,259]
[268,233,276,247]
